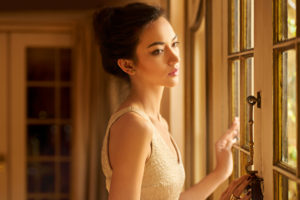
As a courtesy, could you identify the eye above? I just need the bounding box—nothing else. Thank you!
[172,41,180,48]
[151,49,164,55]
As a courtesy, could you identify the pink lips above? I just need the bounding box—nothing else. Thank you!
[168,68,179,76]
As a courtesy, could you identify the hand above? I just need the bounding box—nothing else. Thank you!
[214,117,240,180]
[220,175,252,200]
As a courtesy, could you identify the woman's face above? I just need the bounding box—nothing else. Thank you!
[133,16,180,88]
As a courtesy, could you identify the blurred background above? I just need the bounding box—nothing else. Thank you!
[1,0,299,199]
[0,0,186,199]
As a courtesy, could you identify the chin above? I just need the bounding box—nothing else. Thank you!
[165,79,179,88]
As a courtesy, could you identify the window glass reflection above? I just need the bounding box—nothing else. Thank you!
[280,49,297,168]
[230,0,240,53]
[27,87,55,119]
[275,0,296,41]
[232,60,240,120]
[243,0,254,49]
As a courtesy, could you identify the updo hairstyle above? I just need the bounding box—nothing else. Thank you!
[93,3,165,81]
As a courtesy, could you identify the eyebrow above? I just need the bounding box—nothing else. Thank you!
[147,35,177,48]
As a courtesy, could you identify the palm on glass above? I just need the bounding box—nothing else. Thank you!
[215,117,240,178]
[216,118,252,200]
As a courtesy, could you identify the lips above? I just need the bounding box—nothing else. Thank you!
[168,68,179,76]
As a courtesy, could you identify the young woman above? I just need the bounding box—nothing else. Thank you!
[93,3,252,200]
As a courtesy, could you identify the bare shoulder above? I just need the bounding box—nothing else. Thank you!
[110,111,153,143]
[109,112,153,168]
[108,112,153,198]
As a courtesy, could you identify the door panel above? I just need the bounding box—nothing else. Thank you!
[10,33,73,200]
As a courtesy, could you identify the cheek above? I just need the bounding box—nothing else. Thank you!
[139,56,166,74]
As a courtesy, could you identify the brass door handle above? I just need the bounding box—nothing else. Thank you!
[245,91,261,174]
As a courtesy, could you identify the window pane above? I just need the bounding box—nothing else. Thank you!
[230,0,240,53]
[275,172,298,200]
[27,87,55,119]
[60,124,72,156]
[60,48,72,81]
[231,60,240,120]
[27,162,55,193]
[60,162,70,193]
[245,57,254,147]
[232,148,241,179]
[27,48,55,81]
[27,125,56,156]
[275,0,296,41]
[242,0,254,49]
[26,46,73,199]
[280,49,297,168]
[60,87,71,119]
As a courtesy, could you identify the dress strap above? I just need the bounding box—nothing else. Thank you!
[104,106,152,170]
[107,106,151,129]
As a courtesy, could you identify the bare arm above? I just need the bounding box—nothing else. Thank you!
[179,169,228,200]
[108,113,152,200]
[179,118,242,200]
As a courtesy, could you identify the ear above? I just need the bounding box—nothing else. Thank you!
[117,59,136,75]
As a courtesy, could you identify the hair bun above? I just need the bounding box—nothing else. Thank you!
[93,7,116,43]
[93,3,165,81]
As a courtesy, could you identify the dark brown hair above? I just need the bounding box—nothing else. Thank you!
[93,2,165,81]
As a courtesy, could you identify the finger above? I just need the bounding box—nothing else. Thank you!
[233,177,252,196]
[241,193,251,200]
[229,175,250,191]
[226,134,239,149]
[225,120,240,140]
[229,130,240,144]
[220,189,230,199]
[232,175,250,186]
[216,139,229,149]
[218,131,238,147]
[230,117,240,131]
[231,135,239,144]
[225,138,234,150]
[227,175,250,193]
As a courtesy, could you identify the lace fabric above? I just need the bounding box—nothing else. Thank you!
[101,106,185,200]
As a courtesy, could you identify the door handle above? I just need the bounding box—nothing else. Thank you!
[245,91,261,173]
[245,91,264,200]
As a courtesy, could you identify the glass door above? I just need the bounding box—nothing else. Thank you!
[227,0,300,198]
[9,33,74,200]
[228,0,254,179]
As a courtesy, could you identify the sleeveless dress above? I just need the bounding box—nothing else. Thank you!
[101,106,185,200]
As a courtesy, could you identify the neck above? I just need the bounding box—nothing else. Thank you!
[127,82,164,119]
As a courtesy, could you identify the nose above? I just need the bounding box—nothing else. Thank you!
[167,46,180,66]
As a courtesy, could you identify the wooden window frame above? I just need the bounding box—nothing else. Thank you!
[228,0,255,179]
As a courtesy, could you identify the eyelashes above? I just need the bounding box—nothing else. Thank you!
[151,41,180,56]
[151,49,164,55]
[172,41,180,48]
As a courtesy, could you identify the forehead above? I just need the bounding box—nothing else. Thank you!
[138,17,176,47]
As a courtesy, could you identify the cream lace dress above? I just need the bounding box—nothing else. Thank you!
[101,106,185,200]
